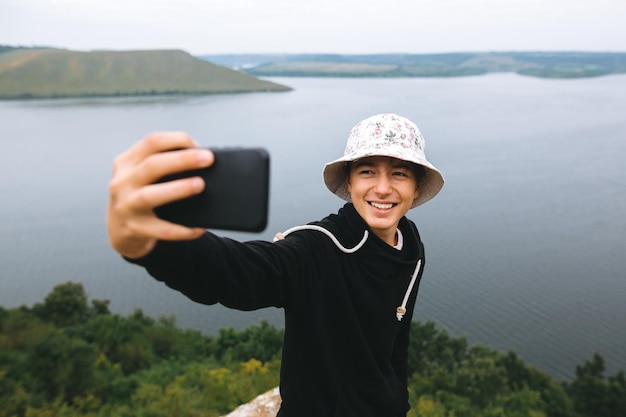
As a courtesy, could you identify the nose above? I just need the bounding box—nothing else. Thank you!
[374,173,392,195]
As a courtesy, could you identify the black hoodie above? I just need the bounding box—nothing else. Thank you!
[129,203,425,417]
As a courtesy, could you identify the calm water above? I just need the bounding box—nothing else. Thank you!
[0,74,625,380]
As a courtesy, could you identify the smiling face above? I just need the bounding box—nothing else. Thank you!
[346,156,420,246]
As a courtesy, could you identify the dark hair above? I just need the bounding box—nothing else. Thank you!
[412,164,426,182]
[345,160,426,182]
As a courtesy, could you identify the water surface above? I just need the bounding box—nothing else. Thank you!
[1,74,625,380]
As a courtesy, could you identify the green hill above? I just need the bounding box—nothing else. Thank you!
[203,52,626,79]
[0,48,291,99]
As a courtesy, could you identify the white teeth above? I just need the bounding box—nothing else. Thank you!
[370,202,394,210]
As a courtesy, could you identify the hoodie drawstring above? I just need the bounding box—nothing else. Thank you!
[395,259,422,321]
[274,225,421,322]
[274,225,369,253]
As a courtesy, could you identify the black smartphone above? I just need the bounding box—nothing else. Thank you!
[154,147,270,232]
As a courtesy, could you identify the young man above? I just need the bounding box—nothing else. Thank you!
[107,113,444,416]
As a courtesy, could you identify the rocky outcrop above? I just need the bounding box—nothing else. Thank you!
[223,387,282,417]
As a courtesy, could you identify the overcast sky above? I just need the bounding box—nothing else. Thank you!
[1,0,625,55]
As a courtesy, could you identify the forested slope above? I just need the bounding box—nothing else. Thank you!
[1,282,624,416]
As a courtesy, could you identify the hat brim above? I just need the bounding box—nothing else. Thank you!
[323,156,445,209]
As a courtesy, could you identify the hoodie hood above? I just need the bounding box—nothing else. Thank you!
[274,203,423,321]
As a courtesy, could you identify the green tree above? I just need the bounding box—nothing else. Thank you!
[0,308,53,350]
[607,370,626,416]
[80,311,155,374]
[409,395,447,417]
[498,351,575,417]
[215,320,283,363]
[485,387,547,417]
[32,281,89,327]
[26,330,96,403]
[90,298,111,316]
[565,352,626,417]
[144,317,212,361]
[453,346,509,408]
[0,368,28,417]
[408,320,467,377]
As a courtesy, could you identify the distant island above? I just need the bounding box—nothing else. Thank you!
[0,46,291,100]
[201,52,626,79]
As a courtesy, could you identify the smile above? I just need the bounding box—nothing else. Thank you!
[369,202,396,210]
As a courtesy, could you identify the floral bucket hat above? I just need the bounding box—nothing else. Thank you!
[323,113,445,209]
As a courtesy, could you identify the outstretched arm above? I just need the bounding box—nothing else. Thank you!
[106,132,214,259]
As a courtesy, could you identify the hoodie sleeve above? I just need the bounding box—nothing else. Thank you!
[125,232,291,311]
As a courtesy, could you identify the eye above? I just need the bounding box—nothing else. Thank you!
[393,170,411,178]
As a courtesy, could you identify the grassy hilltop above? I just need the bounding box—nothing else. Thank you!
[0,47,291,99]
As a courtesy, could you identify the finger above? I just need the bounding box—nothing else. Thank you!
[126,214,207,242]
[113,132,199,174]
[113,215,206,258]
[130,176,206,210]
[134,147,214,186]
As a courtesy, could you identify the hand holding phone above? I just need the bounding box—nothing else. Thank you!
[154,148,270,232]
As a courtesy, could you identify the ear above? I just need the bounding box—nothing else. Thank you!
[413,186,419,200]
[346,175,352,194]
